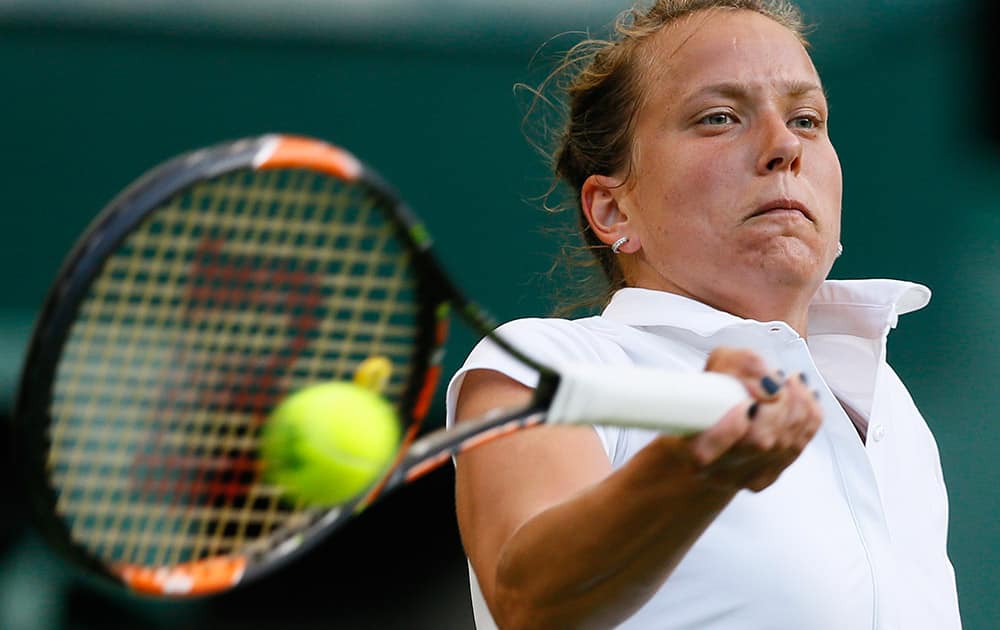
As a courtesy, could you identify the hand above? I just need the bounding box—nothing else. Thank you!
[684,347,822,493]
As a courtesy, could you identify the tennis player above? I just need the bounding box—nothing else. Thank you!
[446,1,962,628]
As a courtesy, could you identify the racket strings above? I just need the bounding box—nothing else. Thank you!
[48,168,422,568]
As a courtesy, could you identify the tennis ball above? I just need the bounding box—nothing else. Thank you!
[260,382,401,507]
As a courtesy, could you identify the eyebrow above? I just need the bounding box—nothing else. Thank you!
[682,80,826,104]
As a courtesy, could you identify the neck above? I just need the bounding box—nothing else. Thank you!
[710,289,814,337]
[626,264,820,338]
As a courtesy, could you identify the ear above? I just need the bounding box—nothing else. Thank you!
[581,174,639,253]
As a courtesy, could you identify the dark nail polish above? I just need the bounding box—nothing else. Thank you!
[813,389,821,400]
[798,372,809,385]
[748,402,760,420]
[761,376,781,395]
[777,369,787,380]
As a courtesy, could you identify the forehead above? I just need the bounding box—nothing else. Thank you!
[639,9,821,102]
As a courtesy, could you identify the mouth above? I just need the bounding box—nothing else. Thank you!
[747,199,814,222]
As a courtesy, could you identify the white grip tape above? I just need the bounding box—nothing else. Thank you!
[547,364,748,434]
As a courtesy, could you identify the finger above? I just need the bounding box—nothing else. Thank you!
[744,468,785,493]
[695,437,777,491]
[692,385,796,477]
[689,371,823,489]
[685,398,755,467]
[703,347,784,401]
[738,374,825,491]
[742,373,807,445]
[778,373,823,446]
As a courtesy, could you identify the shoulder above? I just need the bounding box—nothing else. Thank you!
[453,316,620,385]
[486,316,624,364]
[444,315,630,428]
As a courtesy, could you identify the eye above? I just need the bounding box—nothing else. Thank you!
[789,115,823,131]
[699,111,737,126]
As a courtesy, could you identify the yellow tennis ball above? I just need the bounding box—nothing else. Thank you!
[260,382,401,507]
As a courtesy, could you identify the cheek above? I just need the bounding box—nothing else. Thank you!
[631,140,747,248]
[815,144,844,207]
[668,161,745,240]
[654,150,741,213]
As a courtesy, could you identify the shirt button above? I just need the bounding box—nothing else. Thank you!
[872,424,887,442]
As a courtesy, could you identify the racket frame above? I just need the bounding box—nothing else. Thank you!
[14,134,557,595]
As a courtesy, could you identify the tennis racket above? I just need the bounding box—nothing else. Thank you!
[14,134,747,597]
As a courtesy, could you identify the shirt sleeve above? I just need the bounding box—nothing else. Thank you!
[444,317,623,459]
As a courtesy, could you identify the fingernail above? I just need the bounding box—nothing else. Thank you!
[777,369,787,380]
[748,402,760,420]
[813,389,821,400]
[761,376,781,396]
[798,372,809,385]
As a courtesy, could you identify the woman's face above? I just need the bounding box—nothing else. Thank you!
[614,9,842,313]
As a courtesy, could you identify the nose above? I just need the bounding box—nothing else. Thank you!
[756,114,802,176]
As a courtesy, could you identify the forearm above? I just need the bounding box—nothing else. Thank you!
[491,436,736,630]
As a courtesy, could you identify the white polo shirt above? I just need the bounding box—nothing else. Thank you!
[445,279,962,630]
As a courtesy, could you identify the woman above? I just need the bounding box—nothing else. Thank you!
[447,1,962,628]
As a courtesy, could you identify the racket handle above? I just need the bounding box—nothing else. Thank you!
[548,365,748,434]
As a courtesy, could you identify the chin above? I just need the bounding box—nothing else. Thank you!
[754,242,828,289]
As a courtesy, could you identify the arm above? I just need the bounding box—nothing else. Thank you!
[454,348,821,630]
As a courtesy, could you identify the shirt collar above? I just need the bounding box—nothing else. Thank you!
[601,279,931,339]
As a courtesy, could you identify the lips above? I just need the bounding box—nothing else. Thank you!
[748,199,813,222]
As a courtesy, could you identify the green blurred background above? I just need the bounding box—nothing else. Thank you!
[0,1,996,628]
